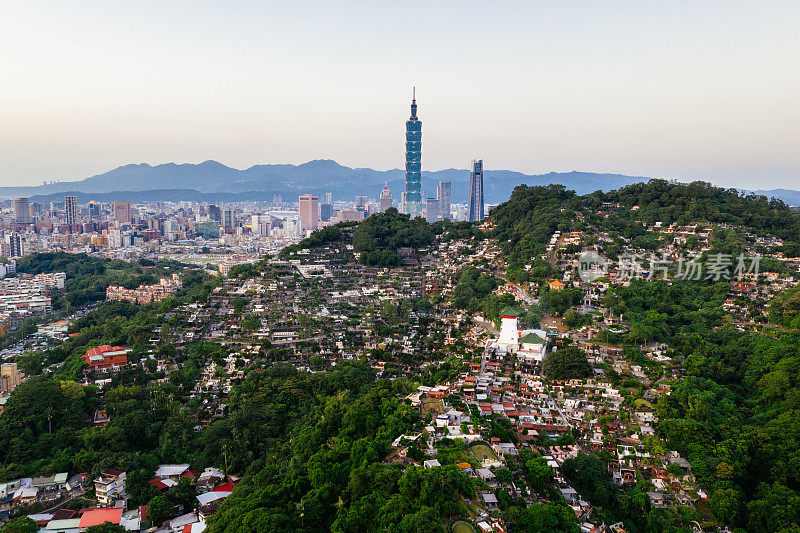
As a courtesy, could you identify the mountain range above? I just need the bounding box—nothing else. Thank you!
[2,159,798,206]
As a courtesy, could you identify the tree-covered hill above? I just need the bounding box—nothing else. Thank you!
[600,180,800,244]
[201,363,476,532]
[14,252,207,313]
[489,184,580,267]
[490,180,800,269]
[282,209,436,267]
[483,179,800,530]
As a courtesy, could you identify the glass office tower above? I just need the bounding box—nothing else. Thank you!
[404,89,422,217]
[468,159,484,221]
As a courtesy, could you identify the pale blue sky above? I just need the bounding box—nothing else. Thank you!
[1,1,799,188]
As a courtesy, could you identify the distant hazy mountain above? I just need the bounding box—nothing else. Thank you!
[0,160,649,204]
[3,159,797,205]
[751,189,800,207]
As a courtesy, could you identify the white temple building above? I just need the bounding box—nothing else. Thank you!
[492,307,547,360]
[497,310,519,348]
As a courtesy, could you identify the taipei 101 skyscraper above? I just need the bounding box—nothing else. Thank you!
[404,88,422,217]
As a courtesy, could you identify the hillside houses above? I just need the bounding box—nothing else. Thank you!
[106,273,182,304]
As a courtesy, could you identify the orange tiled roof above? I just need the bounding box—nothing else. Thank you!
[79,508,123,527]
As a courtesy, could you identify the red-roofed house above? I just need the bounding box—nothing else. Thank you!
[79,507,123,528]
[83,345,130,374]
[149,478,169,491]
[213,480,234,492]
[181,469,200,480]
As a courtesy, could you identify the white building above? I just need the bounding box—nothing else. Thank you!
[94,469,127,505]
[497,309,520,350]
[517,330,548,362]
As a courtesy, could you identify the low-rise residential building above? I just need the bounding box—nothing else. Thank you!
[94,469,126,506]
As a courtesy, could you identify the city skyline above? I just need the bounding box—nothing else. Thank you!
[1,2,799,189]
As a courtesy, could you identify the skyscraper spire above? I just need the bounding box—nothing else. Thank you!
[404,89,422,217]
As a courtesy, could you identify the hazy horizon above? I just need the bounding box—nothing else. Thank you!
[2,1,799,189]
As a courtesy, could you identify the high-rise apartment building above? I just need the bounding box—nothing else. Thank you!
[4,233,23,258]
[336,209,364,223]
[113,201,132,224]
[380,183,392,212]
[437,181,451,220]
[13,197,30,224]
[194,221,220,239]
[65,195,78,226]
[320,203,334,222]
[250,214,271,236]
[425,197,439,223]
[221,207,236,228]
[404,89,422,217]
[299,194,319,233]
[468,159,484,222]
[324,192,333,204]
[88,201,101,219]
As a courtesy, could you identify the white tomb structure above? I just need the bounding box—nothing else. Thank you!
[492,307,548,360]
[497,309,520,349]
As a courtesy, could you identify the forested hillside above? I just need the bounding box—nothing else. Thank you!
[491,180,800,270]
[601,180,800,242]
[14,252,201,312]
[481,179,800,530]
[204,364,474,532]
[282,208,456,267]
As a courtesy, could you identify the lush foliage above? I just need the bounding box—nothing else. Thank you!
[14,252,203,313]
[490,180,800,267]
[0,517,36,533]
[603,279,729,352]
[542,346,592,380]
[281,209,435,267]
[599,278,800,531]
[451,267,516,325]
[489,184,580,269]
[353,208,434,267]
[602,180,800,247]
[280,223,357,258]
[657,328,800,531]
[769,284,800,328]
[205,363,475,532]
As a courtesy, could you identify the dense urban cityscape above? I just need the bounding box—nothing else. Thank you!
[0,88,798,533]
[2,3,799,533]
